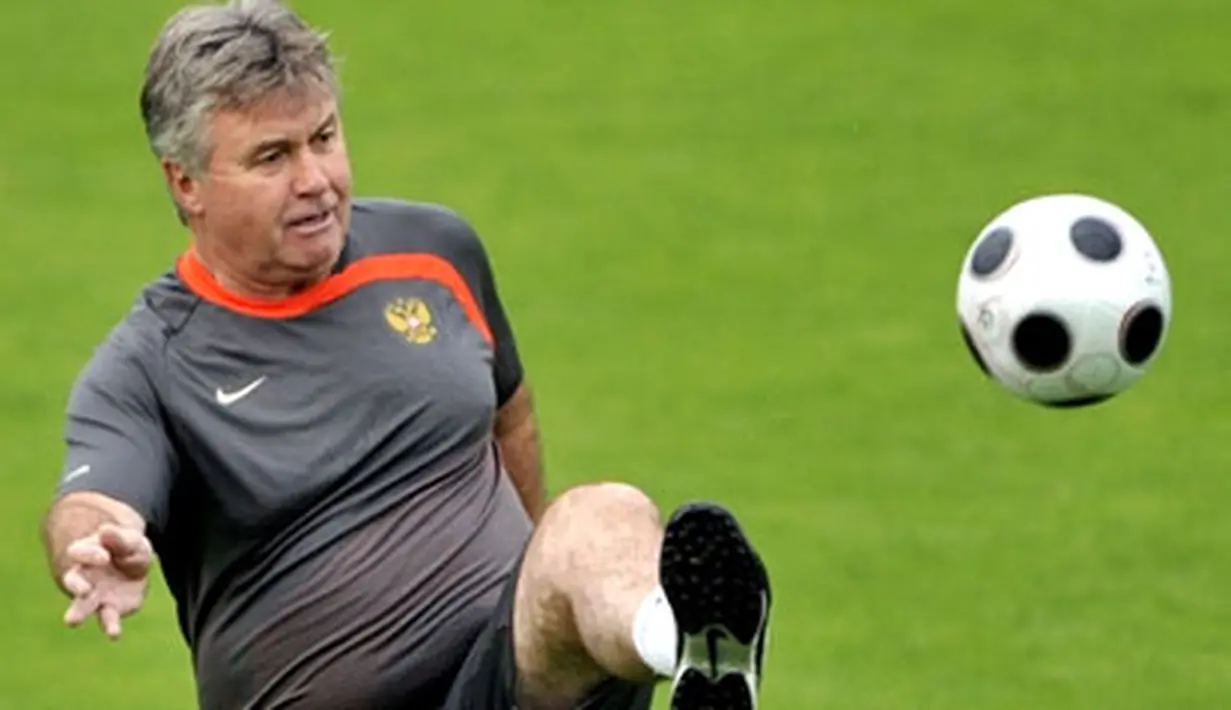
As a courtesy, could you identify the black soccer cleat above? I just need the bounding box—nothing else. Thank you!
[660,502,771,710]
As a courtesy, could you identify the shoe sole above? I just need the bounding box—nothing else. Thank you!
[660,503,770,710]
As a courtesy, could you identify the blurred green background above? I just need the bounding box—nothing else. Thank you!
[3,0,1230,707]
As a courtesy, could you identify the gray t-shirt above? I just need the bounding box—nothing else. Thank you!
[55,199,535,709]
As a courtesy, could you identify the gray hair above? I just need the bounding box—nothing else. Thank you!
[140,0,338,176]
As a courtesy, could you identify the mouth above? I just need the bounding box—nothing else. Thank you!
[285,208,335,233]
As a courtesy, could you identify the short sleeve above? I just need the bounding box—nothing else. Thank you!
[57,324,177,532]
[474,247,524,407]
[437,211,525,406]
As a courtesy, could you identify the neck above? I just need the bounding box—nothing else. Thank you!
[190,241,331,300]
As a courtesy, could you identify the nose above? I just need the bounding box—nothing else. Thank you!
[292,152,330,197]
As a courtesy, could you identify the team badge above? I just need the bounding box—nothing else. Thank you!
[384,298,438,344]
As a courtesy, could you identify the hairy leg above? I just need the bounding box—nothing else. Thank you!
[511,482,664,708]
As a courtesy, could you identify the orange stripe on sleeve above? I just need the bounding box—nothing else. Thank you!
[176,250,493,344]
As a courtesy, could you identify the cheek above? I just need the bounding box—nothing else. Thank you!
[206,179,287,238]
[326,151,353,195]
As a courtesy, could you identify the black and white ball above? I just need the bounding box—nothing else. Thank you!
[957,193,1172,407]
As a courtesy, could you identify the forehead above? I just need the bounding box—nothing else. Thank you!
[209,88,338,148]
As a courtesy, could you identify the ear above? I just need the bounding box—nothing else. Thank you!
[161,158,205,220]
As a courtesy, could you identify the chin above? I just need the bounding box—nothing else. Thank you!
[278,248,337,288]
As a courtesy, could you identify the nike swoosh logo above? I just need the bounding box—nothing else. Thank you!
[215,376,267,406]
[64,464,91,482]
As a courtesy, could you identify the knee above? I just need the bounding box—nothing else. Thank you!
[527,483,661,562]
[544,482,659,527]
[521,481,663,600]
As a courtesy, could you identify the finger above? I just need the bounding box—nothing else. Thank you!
[98,605,122,640]
[99,527,152,565]
[64,594,100,627]
[110,543,153,579]
[61,567,94,597]
[98,525,141,553]
[66,538,110,567]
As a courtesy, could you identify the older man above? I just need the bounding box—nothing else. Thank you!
[41,1,773,708]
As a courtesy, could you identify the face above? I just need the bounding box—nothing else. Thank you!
[167,88,353,291]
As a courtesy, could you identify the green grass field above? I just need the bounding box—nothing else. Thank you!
[4,0,1231,707]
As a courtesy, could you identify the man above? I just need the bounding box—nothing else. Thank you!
[41,1,773,708]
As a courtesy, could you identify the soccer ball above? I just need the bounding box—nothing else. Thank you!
[956,193,1172,407]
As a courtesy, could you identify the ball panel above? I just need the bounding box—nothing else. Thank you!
[1044,394,1114,409]
[969,227,1014,277]
[1070,217,1123,262]
[1120,303,1164,366]
[1011,313,1071,373]
[1066,353,1120,392]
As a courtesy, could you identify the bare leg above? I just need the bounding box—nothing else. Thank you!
[512,482,663,708]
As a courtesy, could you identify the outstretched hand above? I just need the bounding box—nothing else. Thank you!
[61,523,152,640]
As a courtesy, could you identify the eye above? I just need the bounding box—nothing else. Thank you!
[255,148,286,166]
[312,128,337,147]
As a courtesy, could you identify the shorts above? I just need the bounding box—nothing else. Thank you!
[442,554,655,710]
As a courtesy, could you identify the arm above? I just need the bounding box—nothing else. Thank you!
[45,321,176,637]
[494,382,546,522]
